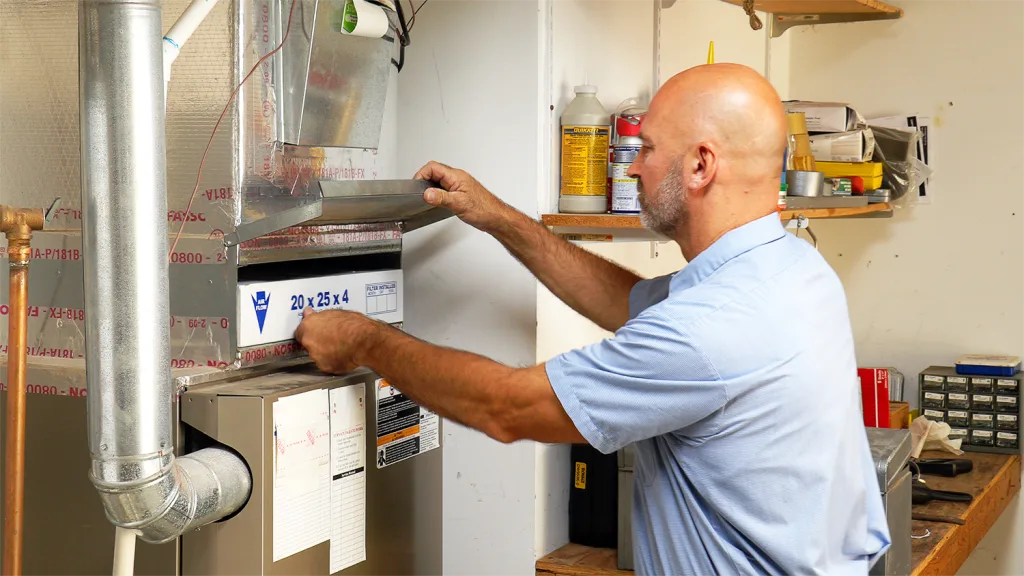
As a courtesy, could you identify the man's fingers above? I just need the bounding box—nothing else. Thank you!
[423,187,452,208]
[413,161,448,184]
[414,160,461,191]
[412,160,442,181]
[295,307,315,344]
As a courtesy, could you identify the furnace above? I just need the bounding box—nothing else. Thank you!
[0,0,445,574]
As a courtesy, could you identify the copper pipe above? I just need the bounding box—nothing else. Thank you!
[0,206,43,576]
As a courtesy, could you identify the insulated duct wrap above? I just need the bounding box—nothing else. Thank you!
[79,0,249,543]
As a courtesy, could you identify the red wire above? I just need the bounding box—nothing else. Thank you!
[168,0,298,258]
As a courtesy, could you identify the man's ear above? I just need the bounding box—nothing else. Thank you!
[688,142,718,192]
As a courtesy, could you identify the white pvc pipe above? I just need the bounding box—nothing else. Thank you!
[163,0,222,101]
[112,528,137,576]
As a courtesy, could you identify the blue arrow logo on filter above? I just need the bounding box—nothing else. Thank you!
[252,291,270,333]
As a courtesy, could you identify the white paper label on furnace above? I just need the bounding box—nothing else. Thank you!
[330,384,368,573]
[375,379,440,469]
[273,389,331,562]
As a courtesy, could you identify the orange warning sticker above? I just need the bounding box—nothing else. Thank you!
[375,379,439,469]
[376,425,420,447]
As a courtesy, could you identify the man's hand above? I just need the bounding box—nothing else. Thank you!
[294,308,382,374]
[415,161,516,233]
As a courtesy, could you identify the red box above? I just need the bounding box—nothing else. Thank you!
[858,368,891,428]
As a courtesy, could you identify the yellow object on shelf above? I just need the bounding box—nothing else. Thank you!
[786,112,816,171]
[817,161,884,190]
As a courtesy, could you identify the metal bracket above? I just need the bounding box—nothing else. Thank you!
[44,197,62,224]
[785,214,817,249]
[223,200,324,247]
[768,11,902,38]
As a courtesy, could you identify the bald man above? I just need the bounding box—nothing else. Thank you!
[296,64,890,574]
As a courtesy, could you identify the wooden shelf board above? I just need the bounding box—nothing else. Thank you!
[542,203,891,231]
[722,0,902,15]
[911,452,1021,576]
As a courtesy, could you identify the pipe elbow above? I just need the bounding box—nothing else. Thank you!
[91,447,251,544]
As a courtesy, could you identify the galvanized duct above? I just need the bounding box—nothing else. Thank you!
[79,0,250,543]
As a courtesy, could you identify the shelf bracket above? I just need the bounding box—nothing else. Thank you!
[768,11,902,38]
[785,215,817,250]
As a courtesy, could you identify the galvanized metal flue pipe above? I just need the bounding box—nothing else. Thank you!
[79,0,250,544]
[0,205,44,576]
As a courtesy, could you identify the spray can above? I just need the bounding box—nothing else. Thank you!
[606,98,645,211]
[611,115,643,213]
[559,85,610,214]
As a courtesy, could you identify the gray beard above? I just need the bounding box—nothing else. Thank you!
[638,161,686,238]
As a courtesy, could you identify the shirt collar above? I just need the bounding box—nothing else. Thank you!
[670,213,787,292]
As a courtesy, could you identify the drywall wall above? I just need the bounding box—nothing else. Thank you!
[396,1,540,573]
[787,1,1024,573]
[536,0,659,556]
[534,0,790,558]
[534,239,685,557]
[660,0,766,79]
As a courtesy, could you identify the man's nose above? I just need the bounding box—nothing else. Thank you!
[626,159,641,179]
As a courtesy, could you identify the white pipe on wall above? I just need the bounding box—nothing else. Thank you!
[111,528,137,576]
[163,0,223,100]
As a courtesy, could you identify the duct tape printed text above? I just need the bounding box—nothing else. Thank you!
[239,341,303,366]
[0,381,88,397]
[0,247,81,261]
[0,309,233,366]
[0,305,85,321]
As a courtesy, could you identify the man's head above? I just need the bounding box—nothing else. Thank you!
[627,63,787,258]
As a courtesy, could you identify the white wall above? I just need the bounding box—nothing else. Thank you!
[787,1,1024,574]
[534,0,790,559]
[397,2,540,573]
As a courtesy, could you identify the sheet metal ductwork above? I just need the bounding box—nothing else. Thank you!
[78,0,250,543]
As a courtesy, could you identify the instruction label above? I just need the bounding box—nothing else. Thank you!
[330,384,367,574]
[560,126,610,196]
[375,379,439,469]
[272,389,331,562]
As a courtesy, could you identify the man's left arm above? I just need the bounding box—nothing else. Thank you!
[295,308,585,445]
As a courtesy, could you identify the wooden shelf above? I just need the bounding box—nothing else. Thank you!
[542,203,891,234]
[724,0,901,15]
[721,0,903,37]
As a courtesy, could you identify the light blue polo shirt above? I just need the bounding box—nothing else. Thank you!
[546,213,890,575]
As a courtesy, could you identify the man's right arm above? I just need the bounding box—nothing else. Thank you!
[415,161,641,332]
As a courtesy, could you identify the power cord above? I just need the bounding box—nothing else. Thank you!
[391,0,411,72]
[409,0,428,31]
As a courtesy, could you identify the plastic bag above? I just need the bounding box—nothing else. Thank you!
[909,415,963,458]
[868,125,934,207]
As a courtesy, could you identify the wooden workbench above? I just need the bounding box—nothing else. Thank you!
[536,451,1021,576]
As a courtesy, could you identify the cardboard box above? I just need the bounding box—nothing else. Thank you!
[889,402,910,429]
[784,101,864,133]
[817,161,884,191]
[809,129,875,163]
[237,270,403,348]
[859,368,891,428]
